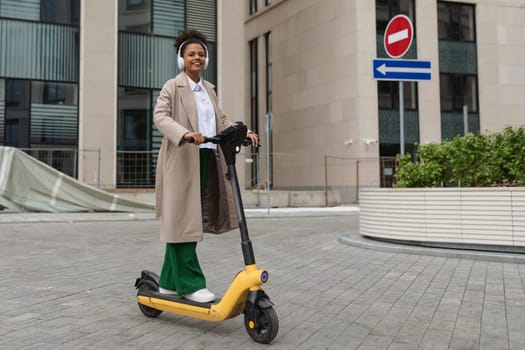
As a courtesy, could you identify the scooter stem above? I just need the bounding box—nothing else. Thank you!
[227,162,256,266]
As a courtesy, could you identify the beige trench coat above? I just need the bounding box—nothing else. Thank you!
[154,72,238,243]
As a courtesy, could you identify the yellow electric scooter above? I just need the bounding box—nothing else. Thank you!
[135,122,278,344]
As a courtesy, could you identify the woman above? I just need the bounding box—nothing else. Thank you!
[153,29,258,303]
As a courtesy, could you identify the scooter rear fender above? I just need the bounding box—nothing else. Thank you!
[135,270,160,290]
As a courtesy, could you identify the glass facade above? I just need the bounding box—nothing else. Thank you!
[117,0,217,187]
[375,0,419,158]
[438,1,479,140]
[0,0,80,177]
[0,0,218,187]
[0,0,79,24]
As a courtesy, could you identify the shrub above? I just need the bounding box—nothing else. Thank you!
[394,126,525,187]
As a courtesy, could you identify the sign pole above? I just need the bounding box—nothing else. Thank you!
[463,105,469,135]
[399,81,405,155]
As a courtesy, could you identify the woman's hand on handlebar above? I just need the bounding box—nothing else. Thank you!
[184,131,205,145]
[246,131,259,146]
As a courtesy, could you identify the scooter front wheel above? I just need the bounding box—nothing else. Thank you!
[137,284,162,318]
[244,306,279,344]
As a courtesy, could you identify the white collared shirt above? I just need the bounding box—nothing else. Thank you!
[187,77,217,150]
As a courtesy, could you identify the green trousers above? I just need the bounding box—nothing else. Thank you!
[159,148,211,295]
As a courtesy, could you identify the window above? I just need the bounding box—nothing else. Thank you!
[249,39,258,133]
[265,32,272,114]
[378,81,418,110]
[6,80,30,108]
[438,2,475,41]
[5,120,20,147]
[440,74,478,113]
[264,32,273,188]
[40,0,80,25]
[249,38,259,188]
[127,0,146,9]
[250,0,257,15]
[0,79,4,144]
[117,88,153,187]
[118,88,151,151]
[5,79,30,148]
[376,0,415,34]
[119,0,152,33]
[30,81,77,105]
[438,1,479,139]
[265,0,272,6]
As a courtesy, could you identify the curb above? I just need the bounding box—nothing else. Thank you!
[339,233,525,264]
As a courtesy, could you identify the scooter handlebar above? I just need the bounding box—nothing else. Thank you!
[185,136,220,144]
[186,136,259,147]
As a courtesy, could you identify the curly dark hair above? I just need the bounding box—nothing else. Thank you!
[174,29,208,56]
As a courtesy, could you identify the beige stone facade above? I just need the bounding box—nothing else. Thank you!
[244,0,525,194]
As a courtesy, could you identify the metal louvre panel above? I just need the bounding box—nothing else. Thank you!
[200,41,215,84]
[186,0,216,41]
[31,104,78,143]
[153,0,184,37]
[0,19,78,82]
[119,32,178,89]
[0,0,39,21]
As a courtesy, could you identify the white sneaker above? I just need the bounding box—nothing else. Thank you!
[183,288,216,303]
[159,287,177,295]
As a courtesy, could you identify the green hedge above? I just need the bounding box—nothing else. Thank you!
[395,126,525,187]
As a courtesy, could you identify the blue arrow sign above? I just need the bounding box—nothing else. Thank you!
[373,59,431,81]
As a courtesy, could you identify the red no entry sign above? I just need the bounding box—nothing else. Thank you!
[384,14,413,58]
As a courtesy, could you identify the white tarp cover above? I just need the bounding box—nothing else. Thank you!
[0,147,154,212]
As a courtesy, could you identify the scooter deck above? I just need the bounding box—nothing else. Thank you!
[139,289,221,308]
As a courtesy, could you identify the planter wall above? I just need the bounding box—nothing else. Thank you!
[360,188,525,248]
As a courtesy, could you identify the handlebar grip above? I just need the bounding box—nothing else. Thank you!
[186,134,258,147]
[185,136,217,144]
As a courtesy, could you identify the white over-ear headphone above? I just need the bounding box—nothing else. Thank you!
[177,40,209,70]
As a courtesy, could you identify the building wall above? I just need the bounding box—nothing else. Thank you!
[246,0,381,190]
[245,0,525,191]
[475,0,525,132]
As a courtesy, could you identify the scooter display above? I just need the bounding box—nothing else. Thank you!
[135,122,278,344]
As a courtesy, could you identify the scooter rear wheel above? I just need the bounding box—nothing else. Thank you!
[137,284,162,318]
[244,307,279,344]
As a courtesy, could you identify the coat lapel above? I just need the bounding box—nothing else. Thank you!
[176,73,198,132]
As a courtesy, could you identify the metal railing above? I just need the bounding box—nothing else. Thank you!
[116,151,157,188]
[15,148,397,200]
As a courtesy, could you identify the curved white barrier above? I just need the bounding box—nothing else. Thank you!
[360,188,525,247]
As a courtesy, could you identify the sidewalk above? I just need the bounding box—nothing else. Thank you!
[0,206,360,223]
[1,208,524,349]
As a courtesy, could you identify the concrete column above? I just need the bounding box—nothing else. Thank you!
[416,0,441,143]
[78,0,118,188]
[218,0,248,186]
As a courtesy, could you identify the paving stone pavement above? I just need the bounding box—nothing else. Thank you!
[1,209,525,349]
